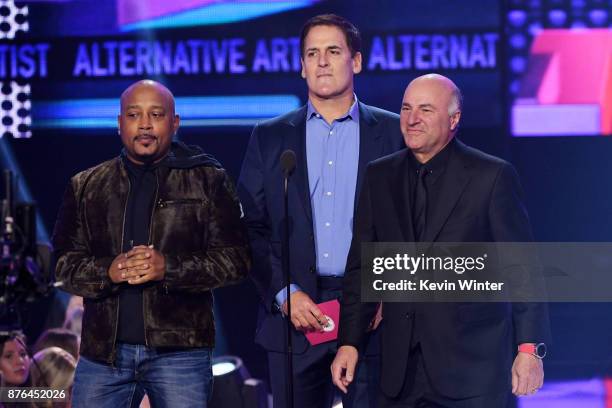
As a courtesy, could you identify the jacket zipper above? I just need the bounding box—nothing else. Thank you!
[110,166,132,366]
[142,171,159,348]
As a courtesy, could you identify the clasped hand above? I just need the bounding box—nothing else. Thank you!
[109,245,165,285]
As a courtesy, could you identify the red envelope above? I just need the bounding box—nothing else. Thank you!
[305,299,340,346]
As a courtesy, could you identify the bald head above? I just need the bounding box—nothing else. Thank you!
[120,80,176,116]
[408,74,462,116]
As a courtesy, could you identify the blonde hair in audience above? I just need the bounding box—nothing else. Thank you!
[31,347,76,407]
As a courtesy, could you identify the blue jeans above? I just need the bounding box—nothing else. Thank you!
[72,343,213,408]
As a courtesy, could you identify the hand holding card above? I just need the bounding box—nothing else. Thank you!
[305,299,340,346]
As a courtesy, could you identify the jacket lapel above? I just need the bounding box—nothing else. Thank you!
[285,106,312,222]
[355,102,384,212]
[389,150,415,242]
[422,140,471,243]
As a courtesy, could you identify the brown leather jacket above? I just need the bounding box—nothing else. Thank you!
[52,142,250,363]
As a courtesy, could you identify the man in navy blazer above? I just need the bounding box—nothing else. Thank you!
[238,14,403,408]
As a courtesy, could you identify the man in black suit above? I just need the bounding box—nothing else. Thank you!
[238,14,403,408]
[331,74,550,407]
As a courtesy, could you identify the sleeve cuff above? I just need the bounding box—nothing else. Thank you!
[275,284,301,308]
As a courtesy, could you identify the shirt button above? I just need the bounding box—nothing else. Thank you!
[326,191,332,196]
[325,222,330,227]
[323,253,329,258]
[330,131,334,135]
[328,161,333,166]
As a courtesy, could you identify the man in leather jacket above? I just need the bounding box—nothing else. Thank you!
[52,79,250,408]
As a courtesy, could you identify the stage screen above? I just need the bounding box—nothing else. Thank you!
[1,0,502,137]
[505,1,611,137]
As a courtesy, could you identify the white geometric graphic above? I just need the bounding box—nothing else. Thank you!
[1,81,32,138]
[1,0,31,137]
[0,0,29,39]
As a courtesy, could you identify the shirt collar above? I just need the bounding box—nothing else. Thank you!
[307,94,360,123]
[408,137,456,174]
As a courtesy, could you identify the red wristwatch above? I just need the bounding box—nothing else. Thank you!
[518,343,547,359]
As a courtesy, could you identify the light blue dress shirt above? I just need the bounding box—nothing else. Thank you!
[275,98,360,307]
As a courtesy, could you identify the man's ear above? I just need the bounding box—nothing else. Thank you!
[352,52,362,74]
[173,114,180,135]
[450,110,461,131]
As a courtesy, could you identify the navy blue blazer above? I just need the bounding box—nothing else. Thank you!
[238,102,404,353]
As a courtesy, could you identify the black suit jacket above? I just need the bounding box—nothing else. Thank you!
[339,139,551,398]
[238,102,404,353]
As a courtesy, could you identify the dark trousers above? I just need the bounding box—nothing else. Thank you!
[378,346,509,408]
[268,279,379,408]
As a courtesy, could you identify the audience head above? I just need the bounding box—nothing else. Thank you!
[0,331,31,386]
[34,328,79,360]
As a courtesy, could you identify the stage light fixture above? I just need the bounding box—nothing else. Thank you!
[210,355,268,408]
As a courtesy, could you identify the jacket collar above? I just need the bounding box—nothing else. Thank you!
[119,141,222,170]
